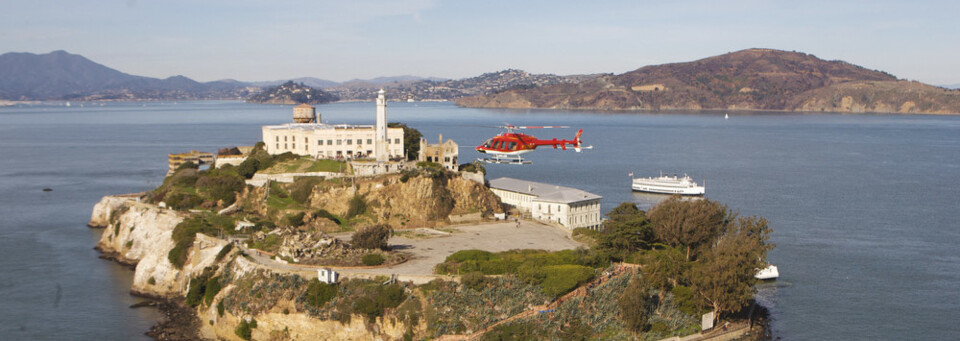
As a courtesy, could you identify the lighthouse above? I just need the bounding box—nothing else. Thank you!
[375,89,388,162]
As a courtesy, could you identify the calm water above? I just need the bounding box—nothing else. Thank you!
[1,101,958,340]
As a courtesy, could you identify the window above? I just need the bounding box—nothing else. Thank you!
[347,139,352,145]
[284,143,288,149]
[284,136,287,142]
[318,140,323,145]
[395,138,400,144]
[275,136,279,142]
[356,139,361,145]
[327,140,333,145]
[276,143,279,150]
[366,150,372,156]
[305,145,308,151]
[337,139,342,145]
[305,137,308,143]
[292,143,296,149]
[508,142,518,150]
[367,139,372,145]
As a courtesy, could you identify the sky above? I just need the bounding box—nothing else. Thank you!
[2,0,959,84]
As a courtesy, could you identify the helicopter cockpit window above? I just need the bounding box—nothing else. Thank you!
[508,142,517,150]
[481,139,491,148]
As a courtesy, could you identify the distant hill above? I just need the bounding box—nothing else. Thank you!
[246,81,338,105]
[248,77,341,89]
[457,49,960,114]
[0,50,253,100]
[327,69,591,101]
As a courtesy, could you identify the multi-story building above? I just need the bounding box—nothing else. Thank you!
[261,90,404,160]
[419,134,458,171]
[488,177,603,230]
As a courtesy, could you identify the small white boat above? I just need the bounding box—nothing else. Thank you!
[724,113,729,120]
[755,264,779,280]
[631,172,705,196]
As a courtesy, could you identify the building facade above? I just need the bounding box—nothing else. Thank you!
[419,134,459,171]
[488,177,603,230]
[167,150,214,175]
[261,93,404,160]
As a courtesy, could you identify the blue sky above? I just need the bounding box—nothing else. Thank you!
[2,0,958,84]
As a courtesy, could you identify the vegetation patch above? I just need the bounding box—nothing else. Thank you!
[361,253,385,266]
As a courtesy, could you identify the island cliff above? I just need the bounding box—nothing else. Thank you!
[456,48,960,114]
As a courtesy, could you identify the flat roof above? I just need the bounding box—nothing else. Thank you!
[488,177,602,204]
[263,123,376,131]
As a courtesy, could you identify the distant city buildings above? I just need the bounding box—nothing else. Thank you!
[261,90,404,160]
[419,134,458,171]
[488,177,602,230]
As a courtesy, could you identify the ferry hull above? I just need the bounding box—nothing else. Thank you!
[631,184,705,196]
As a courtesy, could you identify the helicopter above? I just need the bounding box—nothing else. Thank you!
[475,125,592,164]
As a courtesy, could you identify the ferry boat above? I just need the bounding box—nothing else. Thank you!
[631,172,705,196]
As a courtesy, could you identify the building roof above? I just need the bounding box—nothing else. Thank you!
[295,103,315,109]
[488,177,601,204]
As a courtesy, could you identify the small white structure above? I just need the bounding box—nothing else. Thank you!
[488,177,602,230]
[317,268,339,284]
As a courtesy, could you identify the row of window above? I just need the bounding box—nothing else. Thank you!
[275,135,401,146]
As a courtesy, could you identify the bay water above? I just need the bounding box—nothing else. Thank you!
[1,101,958,339]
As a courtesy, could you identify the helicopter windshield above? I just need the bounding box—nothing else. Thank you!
[481,139,492,148]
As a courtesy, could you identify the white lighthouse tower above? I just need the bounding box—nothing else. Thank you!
[375,89,388,162]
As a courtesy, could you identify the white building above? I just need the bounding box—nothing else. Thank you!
[261,91,405,160]
[488,177,603,230]
[317,268,339,284]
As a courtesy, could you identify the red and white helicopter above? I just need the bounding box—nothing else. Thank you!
[475,125,592,164]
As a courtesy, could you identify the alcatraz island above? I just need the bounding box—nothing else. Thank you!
[90,90,774,340]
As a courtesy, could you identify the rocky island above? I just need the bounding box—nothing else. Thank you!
[456,48,960,115]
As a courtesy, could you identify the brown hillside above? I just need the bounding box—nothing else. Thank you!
[456,48,960,114]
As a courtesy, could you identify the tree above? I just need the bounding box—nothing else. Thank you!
[619,277,652,332]
[648,196,728,261]
[388,122,422,160]
[638,246,687,312]
[351,224,392,250]
[688,215,772,323]
[598,203,654,257]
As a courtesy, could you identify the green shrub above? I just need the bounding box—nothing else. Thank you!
[195,171,245,205]
[314,209,341,225]
[541,265,595,297]
[305,279,337,308]
[147,277,156,285]
[289,177,322,204]
[362,253,385,266]
[461,271,487,291]
[447,250,494,263]
[235,319,255,340]
[170,168,199,187]
[351,224,392,250]
[281,212,306,227]
[217,300,225,317]
[163,192,202,210]
[176,161,199,171]
[215,244,234,261]
[416,161,442,170]
[168,215,220,269]
[203,276,222,305]
[236,158,260,179]
[346,195,367,218]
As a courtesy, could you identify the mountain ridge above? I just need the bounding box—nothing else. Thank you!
[456,48,960,114]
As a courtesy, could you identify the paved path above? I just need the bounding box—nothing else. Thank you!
[240,220,583,282]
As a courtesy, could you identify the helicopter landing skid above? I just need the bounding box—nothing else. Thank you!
[478,157,532,165]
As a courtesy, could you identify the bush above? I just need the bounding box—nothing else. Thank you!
[215,244,234,262]
[217,300,225,317]
[447,250,494,263]
[235,319,255,341]
[416,161,442,170]
[282,212,306,227]
[671,285,702,316]
[289,177,322,204]
[527,264,595,298]
[351,224,392,250]
[619,277,652,332]
[176,161,199,171]
[196,171,245,205]
[346,195,367,218]
[236,157,260,179]
[163,192,202,210]
[305,279,337,308]
[168,215,220,269]
[461,271,487,291]
[362,253,385,266]
[314,209,341,225]
[201,276,222,305]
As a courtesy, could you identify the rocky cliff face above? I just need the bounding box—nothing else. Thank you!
[90,195,414,340]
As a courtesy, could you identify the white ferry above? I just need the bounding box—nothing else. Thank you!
[631,172,705,196]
